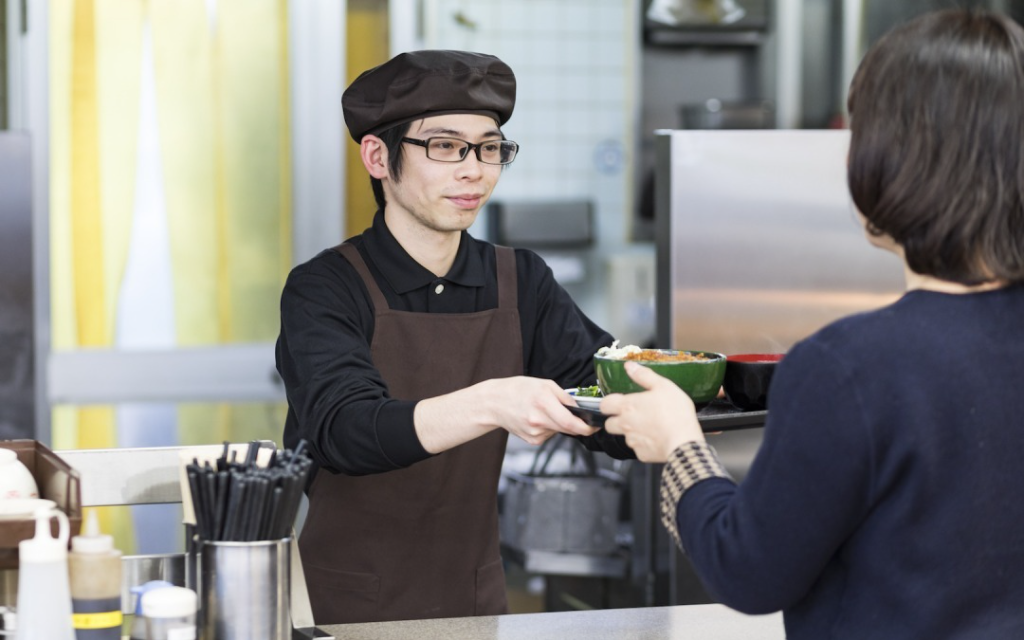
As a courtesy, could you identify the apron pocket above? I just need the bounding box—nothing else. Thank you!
[474,558,508,616]
[303,562,380,624]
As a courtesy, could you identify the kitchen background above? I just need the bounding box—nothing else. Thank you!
[3,0,1024,611]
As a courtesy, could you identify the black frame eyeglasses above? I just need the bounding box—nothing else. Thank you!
[402,137,519,165]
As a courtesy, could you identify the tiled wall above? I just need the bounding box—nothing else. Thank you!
[424,0,639,250]
[423,0,651,337]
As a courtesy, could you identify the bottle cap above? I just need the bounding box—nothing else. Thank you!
[141,586,197,619]
[130,580,175,615]
[0,605,16,632]
[71,509,115,554]
[18,507,69,563]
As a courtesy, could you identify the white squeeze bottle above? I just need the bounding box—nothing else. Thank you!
[15,507,76,640]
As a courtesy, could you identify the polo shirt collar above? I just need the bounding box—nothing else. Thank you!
[363,212,486,294]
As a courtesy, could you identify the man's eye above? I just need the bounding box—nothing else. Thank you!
[481,143,500,153]
[433,140,457,150]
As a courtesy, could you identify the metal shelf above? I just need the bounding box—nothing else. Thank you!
[643,26,767,48]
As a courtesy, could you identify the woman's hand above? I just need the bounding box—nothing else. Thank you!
[601,362,705,462]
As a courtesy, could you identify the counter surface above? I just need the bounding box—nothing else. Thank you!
[317,604,785,639]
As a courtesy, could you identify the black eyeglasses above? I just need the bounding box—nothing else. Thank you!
[402,137,519,165]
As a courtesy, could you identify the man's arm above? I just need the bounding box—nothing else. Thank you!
[415,376,598,452]
[278,253,426,475]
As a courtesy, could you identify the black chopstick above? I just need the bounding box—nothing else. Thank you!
[187,440,312,542]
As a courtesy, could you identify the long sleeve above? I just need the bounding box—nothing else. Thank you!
[661,287,1024,638]
[277,253,430,476]
[667,338,873,614]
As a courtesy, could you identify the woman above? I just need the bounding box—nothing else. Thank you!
[603,9,1024,639]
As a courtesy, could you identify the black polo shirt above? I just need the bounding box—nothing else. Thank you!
[277,212,626,475]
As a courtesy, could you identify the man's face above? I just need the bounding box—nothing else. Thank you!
[383,114,505,235]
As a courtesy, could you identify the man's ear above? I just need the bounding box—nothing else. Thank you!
[360,135,390,179]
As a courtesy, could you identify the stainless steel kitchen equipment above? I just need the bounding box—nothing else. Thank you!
[200,538,291,640]
[654,129,904,355]
[486,200,594,249]
[643,0,770,43]
[640,129,905,605]
[680,98,774,130]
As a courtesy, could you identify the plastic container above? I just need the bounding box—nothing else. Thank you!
[128,581,174,640]
[141,586,197,640]
[0,449,38,500]
[14,507,75,640]
[68,511,123,640]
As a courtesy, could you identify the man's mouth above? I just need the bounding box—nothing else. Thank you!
[447,193,485,209]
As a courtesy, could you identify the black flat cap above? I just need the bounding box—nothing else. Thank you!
[342,50,516,142]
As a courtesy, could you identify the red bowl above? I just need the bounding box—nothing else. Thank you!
[723,353,784,411]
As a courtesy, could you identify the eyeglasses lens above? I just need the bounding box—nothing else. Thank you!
[425,138,518,165]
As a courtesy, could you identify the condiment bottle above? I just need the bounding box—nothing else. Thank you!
[68,510,123,640]
[141,586,197,640]
[128,580,174,640]
[15,507,75,640]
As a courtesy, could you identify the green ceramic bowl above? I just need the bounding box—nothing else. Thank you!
[594,349,727,405]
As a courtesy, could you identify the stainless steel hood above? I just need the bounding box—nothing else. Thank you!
[654,129,905,355]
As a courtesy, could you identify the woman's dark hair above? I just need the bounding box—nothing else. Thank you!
[847,9,1024,285]
[369,122,412,212]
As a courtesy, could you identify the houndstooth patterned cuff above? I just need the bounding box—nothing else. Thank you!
[660,441,731,551]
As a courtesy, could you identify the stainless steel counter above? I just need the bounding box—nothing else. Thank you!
[317,604,784,640]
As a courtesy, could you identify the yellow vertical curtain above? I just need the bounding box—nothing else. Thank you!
[345,0,389,237]
[50,0,292,550]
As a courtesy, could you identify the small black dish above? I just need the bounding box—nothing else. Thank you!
[566,404,609,428]
[723,353,784,411]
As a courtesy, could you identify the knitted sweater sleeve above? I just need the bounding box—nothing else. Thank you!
[659,337,874,614]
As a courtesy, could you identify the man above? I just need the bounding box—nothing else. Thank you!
[276,50,624,625]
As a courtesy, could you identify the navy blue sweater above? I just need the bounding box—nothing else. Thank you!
[674,285,1024,639]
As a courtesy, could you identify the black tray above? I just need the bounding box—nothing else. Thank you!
[568,399,766,433]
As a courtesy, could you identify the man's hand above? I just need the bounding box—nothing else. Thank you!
[601,362,704,462]
[415,376,598,453]
[480,376,599,444]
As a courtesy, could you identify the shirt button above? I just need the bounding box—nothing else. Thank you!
[434,283,445,295]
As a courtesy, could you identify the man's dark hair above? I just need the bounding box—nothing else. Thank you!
[369,122,412,212]
[847,9,1024,285]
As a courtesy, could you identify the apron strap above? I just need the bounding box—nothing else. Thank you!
[495,245,518,311]
[334,243,390,312]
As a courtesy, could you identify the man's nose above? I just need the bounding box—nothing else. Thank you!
[455,150,485,177]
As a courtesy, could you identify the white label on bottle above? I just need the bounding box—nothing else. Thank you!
[168,628,197,640]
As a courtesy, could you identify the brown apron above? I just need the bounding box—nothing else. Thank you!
[299,242,523,624]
